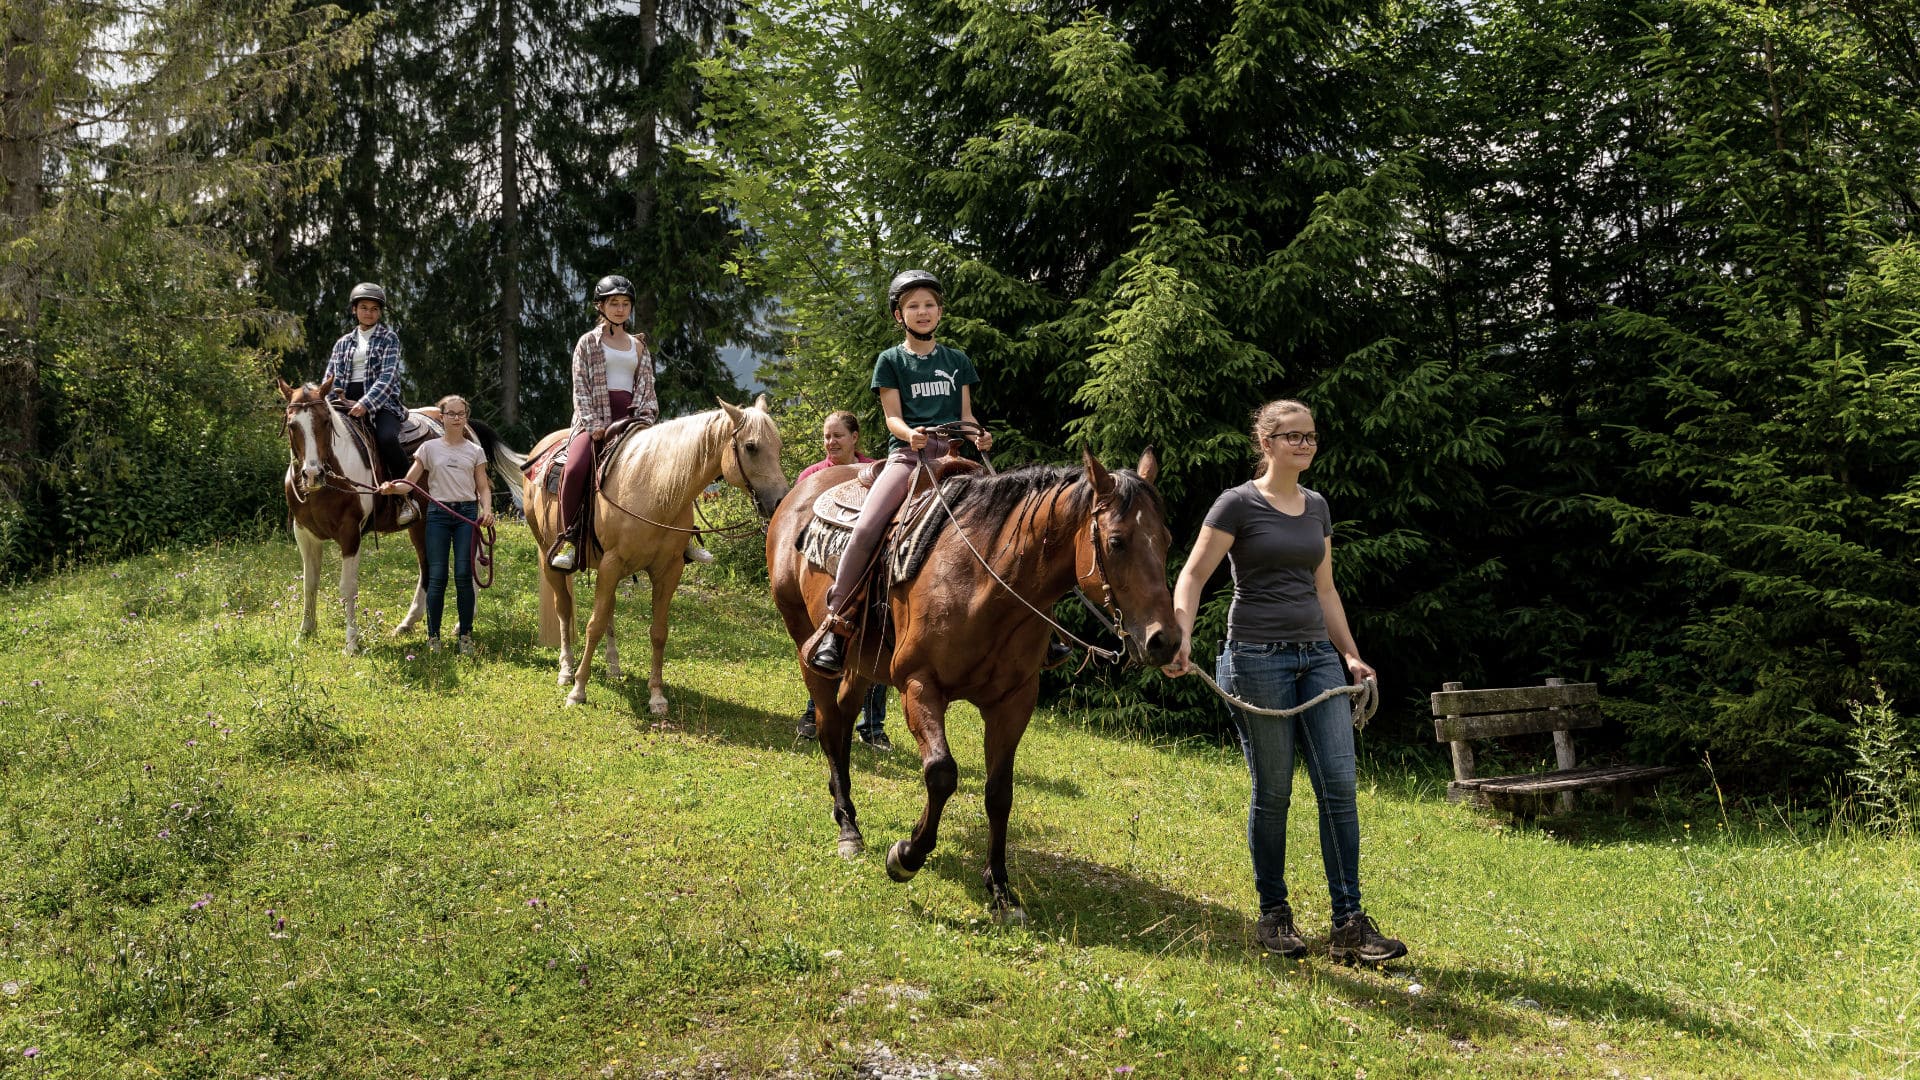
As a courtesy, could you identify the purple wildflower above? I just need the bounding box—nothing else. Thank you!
[28,680,42,688]
[526,897,542,908]
[405,653,416,661]
[266,908,275,919]
[184,739,197,747]
[275,918,285,932]
[189,894,212,912]
[1114,1069,1133,1076]
[23,1047,38,1059]
[157,829,170,839]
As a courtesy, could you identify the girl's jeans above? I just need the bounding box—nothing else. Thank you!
[423,501,477,638]
[1216,639,1362,921]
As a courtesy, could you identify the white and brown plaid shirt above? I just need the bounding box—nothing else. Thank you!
[570,323,659,436]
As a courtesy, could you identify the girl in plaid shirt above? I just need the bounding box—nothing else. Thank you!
[549,275,660,571]
[324,282,415,525]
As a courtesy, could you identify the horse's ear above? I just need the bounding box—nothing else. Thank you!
[1136,447,1160,486]
[753,392,770,412]
[1082,447,1115,497]
[276,377,294,400]
[717,397,745,426]
[317,375,334,398]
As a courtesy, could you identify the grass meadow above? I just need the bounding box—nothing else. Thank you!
[1,529,1915,1078]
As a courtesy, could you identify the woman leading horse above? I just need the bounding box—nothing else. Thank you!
[768,447,1180,919]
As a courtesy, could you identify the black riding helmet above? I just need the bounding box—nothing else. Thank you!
[348,282,387,310]
[887,269,942,312]
[594,275,636,303]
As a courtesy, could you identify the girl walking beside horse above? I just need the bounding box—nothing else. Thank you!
[379,395,495,654]
[1162,398,1407,965]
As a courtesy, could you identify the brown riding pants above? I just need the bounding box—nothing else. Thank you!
[559,389,632,534]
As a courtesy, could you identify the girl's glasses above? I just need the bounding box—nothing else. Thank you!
[1265,431,1319,448]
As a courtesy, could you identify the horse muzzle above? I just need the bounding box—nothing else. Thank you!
[1135,621,1178,669]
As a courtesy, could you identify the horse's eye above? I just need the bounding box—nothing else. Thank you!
[1106,534,1126,552]
[745,442,759,454]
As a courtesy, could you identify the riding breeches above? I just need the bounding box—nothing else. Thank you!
[342,382,410,482]
[822,437,949,614]
[559,389,633,533]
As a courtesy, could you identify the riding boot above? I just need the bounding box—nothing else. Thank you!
[804,612,857,677]
[1043,637,1073,669]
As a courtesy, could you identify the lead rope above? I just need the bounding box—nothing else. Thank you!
[1070,581,1378,729]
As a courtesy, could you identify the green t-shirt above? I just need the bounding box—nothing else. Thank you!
[870,342,980,453]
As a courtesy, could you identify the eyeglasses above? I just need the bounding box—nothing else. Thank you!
[1264,431,1320,448]
[444,412,469,420]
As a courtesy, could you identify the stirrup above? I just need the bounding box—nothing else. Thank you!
[802,612,857,676]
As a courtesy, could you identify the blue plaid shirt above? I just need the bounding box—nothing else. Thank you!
[323,323,406,418]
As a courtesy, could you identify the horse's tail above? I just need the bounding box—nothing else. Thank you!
[470,418,529,513]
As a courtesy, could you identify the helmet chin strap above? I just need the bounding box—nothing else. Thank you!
[904,325,935,343]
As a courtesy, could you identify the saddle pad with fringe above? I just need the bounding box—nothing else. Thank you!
[800,482,951,582]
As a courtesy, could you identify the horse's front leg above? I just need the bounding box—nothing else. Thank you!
[808,667,864,858]
[978,686,1039,923]
[338,550,363,655]
[294,525,324,641]
[568,566,623,706]
[393,518,428,635]
[887,679,957,883]
[643,562,684,715]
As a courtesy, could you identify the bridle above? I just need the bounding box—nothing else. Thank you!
[282,397,368,505]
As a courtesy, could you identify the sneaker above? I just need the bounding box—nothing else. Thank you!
[396,500,416,526]
[457,634,475,656]
[1255,907,1307,959]
[549,542,576,572]
[426,636,443,653]
[684,543,715,564]
[796,715,818,739]
[1044,638,1074,669]
[858,730,893,752]
[1329,912,1407,965]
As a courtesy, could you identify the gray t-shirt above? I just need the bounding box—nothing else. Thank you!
[1203,481,1332,643]
[413,437,489,503]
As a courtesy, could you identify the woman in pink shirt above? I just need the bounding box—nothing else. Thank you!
[795,410,888,748]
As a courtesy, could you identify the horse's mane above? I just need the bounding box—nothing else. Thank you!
[941,463,1161,532]
[616,408,753,480]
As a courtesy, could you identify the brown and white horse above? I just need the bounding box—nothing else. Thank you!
[524,397,788,712]
[278,377,526,654]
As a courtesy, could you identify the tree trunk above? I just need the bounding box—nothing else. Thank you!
[633,0,660,339]
[497,0,521,427]
[0,0,46,498]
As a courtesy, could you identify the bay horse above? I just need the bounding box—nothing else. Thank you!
[768,449,1180,919]
[278,377,526,654]
[524,397,788,713]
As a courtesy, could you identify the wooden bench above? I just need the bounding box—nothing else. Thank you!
[1430,678,1677,815]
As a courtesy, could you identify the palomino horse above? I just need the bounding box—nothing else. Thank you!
[278,377,526,654]
[525,397,788,713]
[768,449,1180,918]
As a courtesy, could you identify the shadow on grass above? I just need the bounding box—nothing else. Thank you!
[908,847,1752,1047]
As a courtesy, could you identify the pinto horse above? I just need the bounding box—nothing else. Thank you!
[768,449,1180,918]
[524,397,788,713]
[278,377,526,653]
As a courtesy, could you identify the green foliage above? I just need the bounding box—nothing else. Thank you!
[1846,684,1919,836]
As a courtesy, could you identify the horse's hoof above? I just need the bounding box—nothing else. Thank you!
[885,840,917,882]
[342,642,361,657]
[556,669,572,686]
[565,690,587,707]
[993,904,1029,926]
[648,698,669,717]
[838,838,864,860]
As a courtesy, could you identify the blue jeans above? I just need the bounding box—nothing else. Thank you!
[804,683,887,738]
[1217,639,1362,921]
[423,501,477,638]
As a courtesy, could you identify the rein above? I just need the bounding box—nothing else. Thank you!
[591,418,768,539]
[916,452,1127,666]
[322,472,499,589]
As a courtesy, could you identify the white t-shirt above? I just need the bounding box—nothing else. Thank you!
[412,437,490,503]
[603,338,639,394]
[351,327,374,384]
